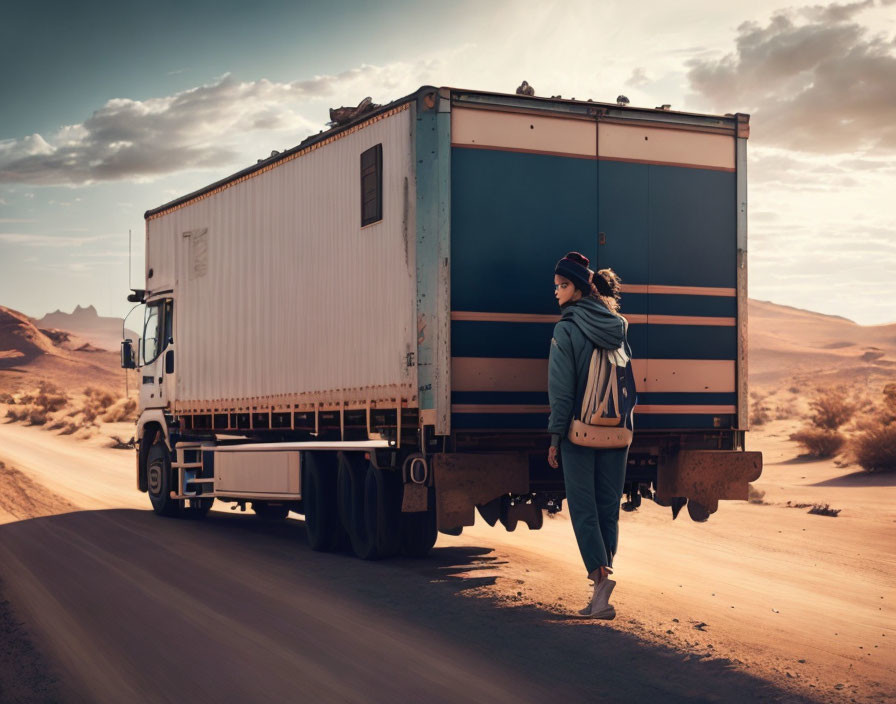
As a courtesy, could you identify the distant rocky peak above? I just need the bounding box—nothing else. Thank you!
[72,304,98,317]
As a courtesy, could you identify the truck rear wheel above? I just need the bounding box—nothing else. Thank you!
[146,433,180,518]
[400,495,438,558]
[303,452,344,552]
[366,464,402,559]
[338,453,379,560]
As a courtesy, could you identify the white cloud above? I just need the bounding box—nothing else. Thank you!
[0,62,442,186]
[686,2,896,153]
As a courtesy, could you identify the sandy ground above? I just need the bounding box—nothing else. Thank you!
[0,419,893,703]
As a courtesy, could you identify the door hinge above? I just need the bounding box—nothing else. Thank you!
[406,353,416,368]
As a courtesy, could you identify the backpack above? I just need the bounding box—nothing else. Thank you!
[567,318,637,448]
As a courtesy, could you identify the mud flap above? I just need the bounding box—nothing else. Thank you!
[432,453,529,532]
[656,450,762,519]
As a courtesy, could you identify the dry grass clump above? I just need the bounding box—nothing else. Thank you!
[3,380,134,438]
[808,387,855,430]
[0,391,14,403]
[4,381,68,426]
[33,381,67,413]
[790,428,846,458]
[845,385,896,473]
[788,387,856,458]
[852,423,896,472]
[102,397,137,423]
[750,396,771,426]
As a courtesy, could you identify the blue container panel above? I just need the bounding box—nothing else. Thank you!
[449,145,737,433]
[451,147,597,315]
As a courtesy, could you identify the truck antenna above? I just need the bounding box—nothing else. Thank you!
[128,229,132,290]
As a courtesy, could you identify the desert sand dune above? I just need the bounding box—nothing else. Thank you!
[0,304,131,398]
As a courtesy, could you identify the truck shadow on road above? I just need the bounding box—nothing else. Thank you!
[0,508,816,703]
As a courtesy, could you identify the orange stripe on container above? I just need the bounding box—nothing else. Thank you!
[451,107,596,158]
[452,357,549,393]
[598,122,735,170]
[451,143,596,161]
[635,405,736,414]
[599,156,735,173]
[638,359,734,393]
[648,315,735,326]
[620,284,736,297]
[453,358,735,394]
[451,404,551,414]
[451,311,560,323]
[449,312,731,326]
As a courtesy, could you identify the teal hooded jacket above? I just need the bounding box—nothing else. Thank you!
[547,296,627,445]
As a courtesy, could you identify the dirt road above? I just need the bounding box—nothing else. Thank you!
[0,420,893,703]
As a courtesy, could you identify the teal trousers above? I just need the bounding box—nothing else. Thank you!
[560,438,629,575]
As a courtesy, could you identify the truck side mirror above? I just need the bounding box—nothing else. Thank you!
[121,339,137,369]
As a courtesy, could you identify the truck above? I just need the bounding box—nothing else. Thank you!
[122,85,762,559]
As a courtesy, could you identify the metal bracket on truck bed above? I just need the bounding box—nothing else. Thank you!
[656,450,762,518]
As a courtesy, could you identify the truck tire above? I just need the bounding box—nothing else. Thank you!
[369,465,402,559]
[146,433,180,518]
[400,495,437,558]
[253,502,289,522]
[338,453,379,560]
[303,452,344,552]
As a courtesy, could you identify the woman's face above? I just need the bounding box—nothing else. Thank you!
[554,275,581,307]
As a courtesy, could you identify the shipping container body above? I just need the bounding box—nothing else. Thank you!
[144,104,418,424]
[135,86,759,530]
[444,92,749,444]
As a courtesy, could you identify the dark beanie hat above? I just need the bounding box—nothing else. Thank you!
[555,254,592,292]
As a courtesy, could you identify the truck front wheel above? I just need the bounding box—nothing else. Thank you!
[146,433,180,518]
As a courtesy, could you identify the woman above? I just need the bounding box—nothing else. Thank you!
[547,251,630,620]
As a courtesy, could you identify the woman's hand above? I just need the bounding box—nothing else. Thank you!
[548,445,559,469]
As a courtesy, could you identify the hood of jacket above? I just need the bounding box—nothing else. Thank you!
[560,296,625,350]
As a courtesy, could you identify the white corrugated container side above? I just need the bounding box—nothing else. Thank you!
[145,106,417,411]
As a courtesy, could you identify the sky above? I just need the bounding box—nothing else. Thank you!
[1,0,894,325]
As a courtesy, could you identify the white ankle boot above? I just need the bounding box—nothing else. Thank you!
[578,578,616,619]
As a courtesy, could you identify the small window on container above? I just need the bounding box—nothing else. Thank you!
[360,144,383,227]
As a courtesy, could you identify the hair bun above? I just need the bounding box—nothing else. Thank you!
[564,251,590,268]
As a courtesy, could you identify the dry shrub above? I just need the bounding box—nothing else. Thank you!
[6,404,36,422]
[790,428,846,458]
[27,408,48,426]
[809,387,855,430]
[881,383,896,425]
[102,397,137,423]
[852,423,896,472]
[84,386,116,408]
[0,392,13,403]
[750,400,771,426]
[34,387,67,413]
